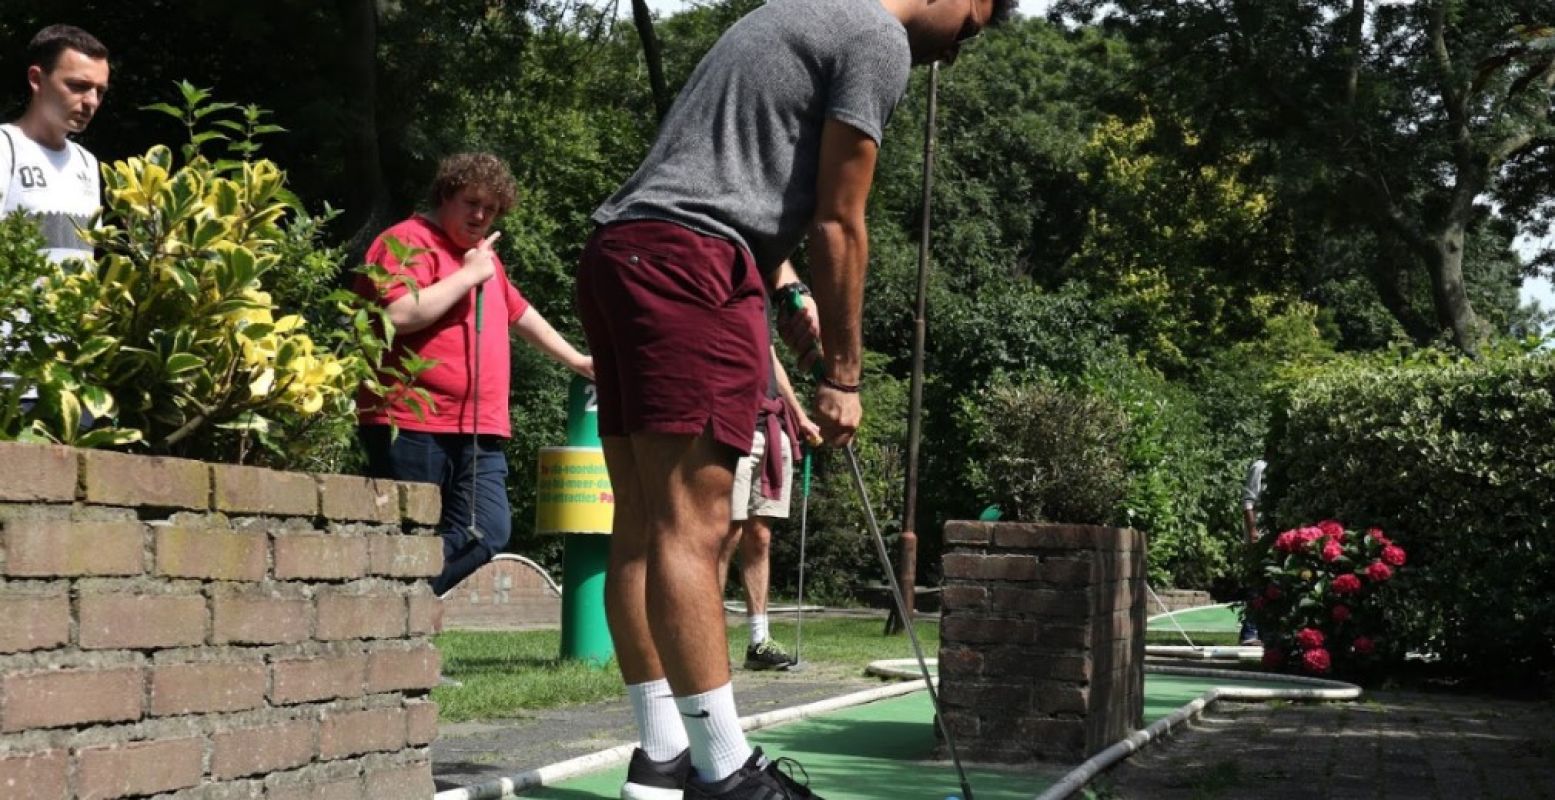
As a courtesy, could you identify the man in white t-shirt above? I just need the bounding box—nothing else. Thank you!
[0,24,109,264]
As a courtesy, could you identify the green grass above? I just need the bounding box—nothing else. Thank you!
[1144,630,1242,646]
[433,618,940,723]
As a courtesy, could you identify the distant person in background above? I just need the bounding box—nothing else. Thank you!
[1,24,108,262]
[718,347,820,672]
[1239,456,1268,645]
[354,153,593,599]
[1,24,110,409]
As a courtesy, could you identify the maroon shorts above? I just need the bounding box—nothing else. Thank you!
[576,219,768,455]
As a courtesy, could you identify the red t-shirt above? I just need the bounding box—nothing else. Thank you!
[354,216,530,436]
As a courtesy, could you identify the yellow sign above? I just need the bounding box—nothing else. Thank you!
[536,447,613,535]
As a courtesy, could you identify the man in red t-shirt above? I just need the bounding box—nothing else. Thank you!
[356,153,593,596]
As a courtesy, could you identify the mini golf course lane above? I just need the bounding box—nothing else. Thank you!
[1147,603,1241,635]
[515,671,1310,799]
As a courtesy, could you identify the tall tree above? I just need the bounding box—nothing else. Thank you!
[1055,0,1555,354]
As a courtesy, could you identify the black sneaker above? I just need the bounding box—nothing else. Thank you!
[744,640,796,671]
[684,747,820,799]
[621,747,691,800]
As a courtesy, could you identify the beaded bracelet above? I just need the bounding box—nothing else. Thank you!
[819,375,861,394]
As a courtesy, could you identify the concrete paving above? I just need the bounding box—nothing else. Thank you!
[1093,690,1555,800]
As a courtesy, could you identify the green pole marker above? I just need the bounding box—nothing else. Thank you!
[558,374,614,665]
[564,374,602,448]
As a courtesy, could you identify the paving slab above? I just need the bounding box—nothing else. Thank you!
[1094,690,1555,800]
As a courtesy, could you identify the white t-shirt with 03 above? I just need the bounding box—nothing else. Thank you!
[0,123,102,397]
[0,122,100,264]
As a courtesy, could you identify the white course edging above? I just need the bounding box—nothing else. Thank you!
[432,679,927,800]
[433,660,1358,800]
[1030,665,1361,800]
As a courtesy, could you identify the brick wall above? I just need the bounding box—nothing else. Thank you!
[1149,588,1213,614]
[0,442,443,800]
[939,521,1146,763]
[441,555,561,631]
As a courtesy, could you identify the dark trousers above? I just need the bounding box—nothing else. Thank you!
[359,425,511,595]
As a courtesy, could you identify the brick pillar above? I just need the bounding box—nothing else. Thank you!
[938,521,1145,762]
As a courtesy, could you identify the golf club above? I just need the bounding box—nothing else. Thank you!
[792,445,812,668]
[843,443,975,800]
[777,267,974,798]
[468,283,485,543]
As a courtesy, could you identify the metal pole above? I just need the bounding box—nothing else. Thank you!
[888,61,939,636]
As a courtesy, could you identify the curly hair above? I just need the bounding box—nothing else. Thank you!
[428,152,518,217]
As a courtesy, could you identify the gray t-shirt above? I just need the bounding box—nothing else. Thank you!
[592,0,912,272]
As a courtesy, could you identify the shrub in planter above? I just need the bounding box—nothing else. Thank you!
[1241,519,1409,677]
[964,377,1129,526]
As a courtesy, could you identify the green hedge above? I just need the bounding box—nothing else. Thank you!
[1266,348,1555,677]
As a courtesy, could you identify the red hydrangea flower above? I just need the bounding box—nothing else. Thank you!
[1261,647,1283,668]
[1367,527,1391,546]
[1381,545,1406,567]
[1296,628,1325,649]
[1274,531,1302,553]
[1298,527,1325,546]
[1353,636,1375,655]
[1301,647,1332,673]
[1333,574,1362,594]
[1366,562,1393,583]
[1264,584,1282,600]
[1318,520,1345,539]
[1321,541,1343,563]
[1331,604,1351,623]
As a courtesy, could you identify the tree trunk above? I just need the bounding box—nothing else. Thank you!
[337,0,394,261]
[1424,224,1483,355]
[630,0,671,121]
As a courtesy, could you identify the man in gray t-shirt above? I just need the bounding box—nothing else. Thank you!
[576,0,1014,796]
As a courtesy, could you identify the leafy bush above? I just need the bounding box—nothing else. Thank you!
[964,378,1129,525]
[1086,356,1230,588]
[1241,519,1410,677]
[0,84,409,469]
[1265,344,1555,678]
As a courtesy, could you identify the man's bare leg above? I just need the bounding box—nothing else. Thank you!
[629,431,737,691]
[602,436,689,768]
[736,517,793,670]
[624,431,753,782]
[737,519,772,621]
[717,522,744,598]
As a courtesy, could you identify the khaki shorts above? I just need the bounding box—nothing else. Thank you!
[731,427,792,522]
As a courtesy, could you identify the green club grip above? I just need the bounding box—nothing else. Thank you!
[475,285,486,332]
[778,288,825,380]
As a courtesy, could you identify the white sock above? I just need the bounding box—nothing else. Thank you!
[627,679,689,761]
[676,683,752,782]
[748,613,769,646]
